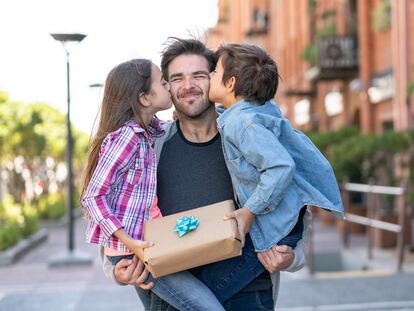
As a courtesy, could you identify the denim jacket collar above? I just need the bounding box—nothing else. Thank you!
[217,99,278,129]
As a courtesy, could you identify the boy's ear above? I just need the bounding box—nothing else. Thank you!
[138,92,151,107]
[225,76,236,93]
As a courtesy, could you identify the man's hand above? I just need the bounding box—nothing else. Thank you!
[114,255,154,290]
[257,245,294,273]
[224,207,255,247]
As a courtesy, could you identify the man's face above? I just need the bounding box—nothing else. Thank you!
[167,54,213,119]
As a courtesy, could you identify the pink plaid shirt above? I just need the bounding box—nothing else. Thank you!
[82,119,164,252]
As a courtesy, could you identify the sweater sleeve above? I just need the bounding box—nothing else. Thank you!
[283,209,312,272]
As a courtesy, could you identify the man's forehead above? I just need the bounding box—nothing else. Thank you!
[168,54,210,76]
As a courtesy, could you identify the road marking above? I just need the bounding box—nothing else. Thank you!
[277,300,414,311]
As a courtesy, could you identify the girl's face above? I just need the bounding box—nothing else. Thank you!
[148,64,172,112]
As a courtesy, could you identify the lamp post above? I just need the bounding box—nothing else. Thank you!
[49,33,92,267]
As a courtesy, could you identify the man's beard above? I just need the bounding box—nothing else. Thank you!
[173,99,214,119]
[173,87,214,119]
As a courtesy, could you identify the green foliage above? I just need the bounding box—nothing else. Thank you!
[307,127,359,155]
[307,127,414,213]
[307,0,317,14]
[21,204,40,237]
[372,0,391,33]
[0,99,66,163]
[316,23,337,37]
[0,91,8,104]
[0,220,22,251]
[37,192,66,220]
[0,197,39,250]
[301,9,337,66]
[407,81,414,98]
[300,43,318,66]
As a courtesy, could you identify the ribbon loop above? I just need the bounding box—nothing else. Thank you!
[174,216,200,237]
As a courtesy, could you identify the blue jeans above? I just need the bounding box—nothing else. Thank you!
[108,255,225,311]
[108,238,263,310]
[277,206,306,248]
[135,282,274,311]
[195,234,264,303]
[222,290,273,311]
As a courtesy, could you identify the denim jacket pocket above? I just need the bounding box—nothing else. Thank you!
[126,158,144,185]
[227,156,258,183]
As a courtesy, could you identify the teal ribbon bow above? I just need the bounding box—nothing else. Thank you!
[174,216,200,237]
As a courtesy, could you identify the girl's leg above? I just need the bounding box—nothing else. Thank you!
[196,234,265,303]
[147,271,225,311]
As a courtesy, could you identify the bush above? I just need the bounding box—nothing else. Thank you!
[21,205,40,237]
[307,127,414,214]
[0,197,40,250]
[37,192,66,220]
[0,220,22,251]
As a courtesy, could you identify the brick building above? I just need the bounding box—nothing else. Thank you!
[207,0,414,134]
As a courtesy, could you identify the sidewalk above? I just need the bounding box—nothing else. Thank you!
[0,217,144,311]
[277,216,414,310]
[0,215,413,311]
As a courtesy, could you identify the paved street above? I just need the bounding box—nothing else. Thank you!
[0,215,413,311]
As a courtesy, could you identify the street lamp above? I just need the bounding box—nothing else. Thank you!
[49,33,92,267]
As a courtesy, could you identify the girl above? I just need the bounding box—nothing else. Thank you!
[81,59,225,311]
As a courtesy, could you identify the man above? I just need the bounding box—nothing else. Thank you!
[102,37,311,310]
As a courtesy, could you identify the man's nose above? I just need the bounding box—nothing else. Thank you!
[183,76,195,89]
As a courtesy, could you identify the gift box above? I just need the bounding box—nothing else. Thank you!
[143,200,242,278]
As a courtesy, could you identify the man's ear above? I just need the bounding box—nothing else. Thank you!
[225,76,236,93]
[138,92,151,107]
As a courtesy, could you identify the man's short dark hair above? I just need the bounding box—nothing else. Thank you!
[160,37,216,81]
[215,43,279,103]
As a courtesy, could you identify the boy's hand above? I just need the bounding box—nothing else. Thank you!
[224,207,255,247]
[257,245,294,273]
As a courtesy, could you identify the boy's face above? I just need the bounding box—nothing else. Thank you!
[209,57,229,107]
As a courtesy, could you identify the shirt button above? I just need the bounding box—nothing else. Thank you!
[265,207,270,212]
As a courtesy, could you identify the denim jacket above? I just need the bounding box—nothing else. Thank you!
[217,99,344,251]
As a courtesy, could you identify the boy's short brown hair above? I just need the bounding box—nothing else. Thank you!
[215,43,279,103]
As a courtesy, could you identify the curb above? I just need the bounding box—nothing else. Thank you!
[0,228,48,266]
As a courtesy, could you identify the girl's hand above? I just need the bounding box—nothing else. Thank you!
[127,239,154,261]
[223,207,255,247]
[113,228,154,261]
[257,245,294,273]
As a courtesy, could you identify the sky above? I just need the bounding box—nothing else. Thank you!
[0,0,218,133]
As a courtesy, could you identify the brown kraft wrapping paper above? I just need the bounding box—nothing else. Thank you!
[143,200,242,278]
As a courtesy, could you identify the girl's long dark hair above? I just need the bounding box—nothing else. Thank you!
[81,59,152,199]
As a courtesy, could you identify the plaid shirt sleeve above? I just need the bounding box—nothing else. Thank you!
[82,126,139,239]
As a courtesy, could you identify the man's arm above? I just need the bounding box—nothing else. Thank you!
[100,246,154,289]
[257,209,312,273]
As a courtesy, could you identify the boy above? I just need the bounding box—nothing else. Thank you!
[210,43,344,252]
